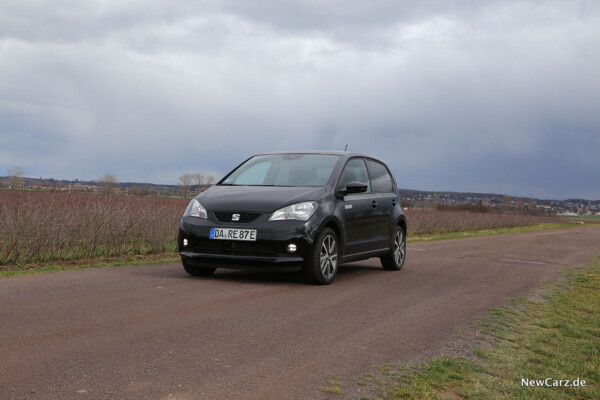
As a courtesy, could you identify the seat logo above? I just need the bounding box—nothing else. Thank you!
[231,213,240,222]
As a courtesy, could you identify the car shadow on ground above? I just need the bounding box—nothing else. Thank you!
[201,269,306,285]
[182,262,382,285]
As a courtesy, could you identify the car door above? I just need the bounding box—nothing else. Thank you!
[338,158,380,255]
[366,159,397,249]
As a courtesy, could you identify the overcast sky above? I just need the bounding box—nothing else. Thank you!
[1,1,599,199]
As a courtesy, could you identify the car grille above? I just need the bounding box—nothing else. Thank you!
[193,239,277,257]
[214,211,262,223]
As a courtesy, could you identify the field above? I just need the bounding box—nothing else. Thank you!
[0,190,188,266]
[405,208,551,236]
[0,190,558,269]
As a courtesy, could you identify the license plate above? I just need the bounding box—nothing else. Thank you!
[210,228,257,241]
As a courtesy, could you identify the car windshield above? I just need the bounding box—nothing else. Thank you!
[220,154,340,187]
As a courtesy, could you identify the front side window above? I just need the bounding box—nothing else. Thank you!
[340,158,371,192]
[220,154,340,187]
[366,159,393,192]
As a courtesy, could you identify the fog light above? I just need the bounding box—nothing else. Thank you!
[287,243,297,253]
[183,238,188,247]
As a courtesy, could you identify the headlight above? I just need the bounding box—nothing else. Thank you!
[184,199,207,219]
[269,201,317,221]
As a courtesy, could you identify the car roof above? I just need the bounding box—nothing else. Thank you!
[256,150,380,161]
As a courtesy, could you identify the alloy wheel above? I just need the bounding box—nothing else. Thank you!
[394,230,406,265]
[320,234,338,280]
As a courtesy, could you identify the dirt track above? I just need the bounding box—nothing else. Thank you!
[1,226,599,399]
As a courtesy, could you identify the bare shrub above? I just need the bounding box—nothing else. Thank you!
[0,191,188,266]
[405,209,551,236]
[0,190,559,267]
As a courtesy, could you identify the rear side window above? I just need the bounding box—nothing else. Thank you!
[366,160,394,193]
[340,158,371,192]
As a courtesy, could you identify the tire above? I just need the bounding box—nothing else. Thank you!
[380,225,406,271]
[303,228,339,285]
[181,258,216,277]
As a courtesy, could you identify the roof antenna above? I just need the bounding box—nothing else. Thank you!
[344,144,348,151]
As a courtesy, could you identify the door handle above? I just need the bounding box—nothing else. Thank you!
[392,199,397,206]
[372,200,378,208]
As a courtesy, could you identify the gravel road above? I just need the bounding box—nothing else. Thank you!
[1,226,599,399]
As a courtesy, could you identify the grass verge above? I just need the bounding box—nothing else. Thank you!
[356,256,600,399]
[0,253,179,278]
[407,222,589,242]
[320,380,344,395]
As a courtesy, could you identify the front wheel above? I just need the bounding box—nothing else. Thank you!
[303,228,339,285]
[380,226,406,271]
[182,258,217,277]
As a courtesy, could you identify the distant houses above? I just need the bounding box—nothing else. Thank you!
[399,190,599,216]
[557,211,578,217]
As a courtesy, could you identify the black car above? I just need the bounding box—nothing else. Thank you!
[178,151,406,284]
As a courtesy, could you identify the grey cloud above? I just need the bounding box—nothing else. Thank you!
[0,1,599,199]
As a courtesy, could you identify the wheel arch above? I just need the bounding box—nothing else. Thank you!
[319,216,344,252]
[396,216,407,237]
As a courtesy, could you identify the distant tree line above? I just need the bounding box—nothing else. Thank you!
[1,166,216,198]
[178,173,215,198]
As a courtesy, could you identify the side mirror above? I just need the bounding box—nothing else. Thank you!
[346,181,368,194]
[336,181,368,199]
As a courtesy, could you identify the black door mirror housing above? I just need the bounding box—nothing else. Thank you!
[345,181,368,194]
[336,181,368,199]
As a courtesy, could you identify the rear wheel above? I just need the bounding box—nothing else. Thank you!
[380,226,406,271]
[303,228,339,285]
[181,258,216,277]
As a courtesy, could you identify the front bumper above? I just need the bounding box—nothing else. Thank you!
[178,213,318,270]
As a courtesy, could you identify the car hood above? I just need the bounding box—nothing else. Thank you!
[197,185,327,212]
